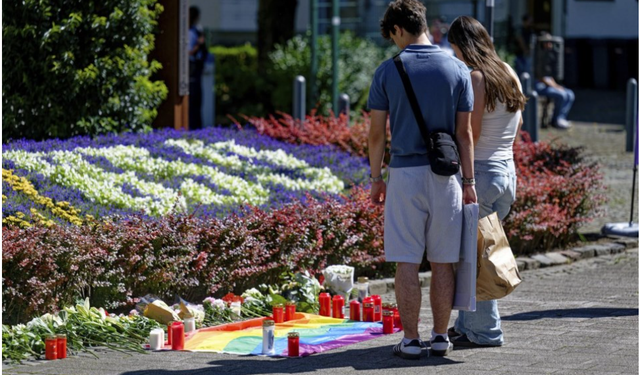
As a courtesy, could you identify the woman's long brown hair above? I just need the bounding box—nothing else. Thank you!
[447,16,526,113]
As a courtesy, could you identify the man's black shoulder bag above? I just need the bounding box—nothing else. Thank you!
[393,54,461,176]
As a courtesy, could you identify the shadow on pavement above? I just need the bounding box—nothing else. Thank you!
[502,307,638,321]
[120,345,462,375]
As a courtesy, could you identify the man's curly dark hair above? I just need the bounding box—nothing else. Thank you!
[380,0,428,40]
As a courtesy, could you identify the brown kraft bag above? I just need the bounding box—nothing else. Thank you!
[476,212,522,301]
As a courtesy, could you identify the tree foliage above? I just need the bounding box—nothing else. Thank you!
[3,0,168,141]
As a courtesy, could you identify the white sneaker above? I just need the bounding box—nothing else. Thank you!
[392,339,423,360]
[430,335,453,356]
[553,118,571,129]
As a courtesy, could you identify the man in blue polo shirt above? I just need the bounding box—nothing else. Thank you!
[367,0,476,359]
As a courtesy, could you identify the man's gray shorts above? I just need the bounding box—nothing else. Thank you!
[384,165,463,264]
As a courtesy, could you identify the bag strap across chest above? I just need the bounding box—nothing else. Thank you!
[393,53,433,151]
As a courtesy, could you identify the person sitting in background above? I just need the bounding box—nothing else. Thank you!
[535,33,575,130]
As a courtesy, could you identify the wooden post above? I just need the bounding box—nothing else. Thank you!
[151,0,189,130]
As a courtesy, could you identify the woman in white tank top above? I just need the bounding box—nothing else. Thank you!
[446,16,527,348]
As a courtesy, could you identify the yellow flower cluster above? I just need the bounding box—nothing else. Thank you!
[2,168,84,226]
[2,211,33,229]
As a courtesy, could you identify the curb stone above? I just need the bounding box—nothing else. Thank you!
[544,252,571,265]
[614,237,638,248]
[516,257,540,270]
[572,245,597,259]
[367,237,638,293]
[531,254,556,267]
[559,249,582,261]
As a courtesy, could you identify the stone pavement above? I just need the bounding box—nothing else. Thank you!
[4,246,638,375]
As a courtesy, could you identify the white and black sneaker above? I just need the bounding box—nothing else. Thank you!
[392,339,423,360]
[430,335,453,356]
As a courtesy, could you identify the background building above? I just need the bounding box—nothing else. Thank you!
[189,0,638,90]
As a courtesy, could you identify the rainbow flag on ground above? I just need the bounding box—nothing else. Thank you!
[183,313,399,357]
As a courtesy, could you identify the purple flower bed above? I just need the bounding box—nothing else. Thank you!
[2,126,369,223]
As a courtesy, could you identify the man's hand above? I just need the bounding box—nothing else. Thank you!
[463,184,477,205]
[370,180,387,205]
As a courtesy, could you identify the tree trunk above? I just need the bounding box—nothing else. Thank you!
[257,0,298,75]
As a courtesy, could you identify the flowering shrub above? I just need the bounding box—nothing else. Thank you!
[2,127,368,224]
[504,133,606,253]
[1,114,607,326]
[2,188,384,324]
[244,111,391,165]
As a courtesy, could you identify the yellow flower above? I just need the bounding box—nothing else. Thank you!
[2,168,85,226]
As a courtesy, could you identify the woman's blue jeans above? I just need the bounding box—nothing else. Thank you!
[454,159,517,345]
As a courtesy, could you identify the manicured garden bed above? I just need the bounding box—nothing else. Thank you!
[2,113,606,362]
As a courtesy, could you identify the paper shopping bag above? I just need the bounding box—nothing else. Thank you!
[476,212,522,301]
[453,203,479,311]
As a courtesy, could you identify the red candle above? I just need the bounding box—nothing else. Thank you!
[319,293,331,316]
[285,302,296,321]
[383,311,394,334]
[332,295,345,319]
[382,302,392,314]
[362,296,373,320]
[170,322,184,350]
[56,335,67,359]
[273,303,284,323]
[349,300,361,321]
[391,303,403,331]
[363,302,374,322]
[287,331,300,357]
[372,295,382,321]
[45,336,57,360]
[167,322,173,345]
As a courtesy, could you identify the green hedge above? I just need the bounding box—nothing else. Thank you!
[2,0,168,141]
[211,44,265,124]
[268,31,394,116]
[211,32,394,124]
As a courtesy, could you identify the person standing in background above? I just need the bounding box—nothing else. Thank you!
[515,14,534,78]
[189,6,208,130]
[446,15,526,348]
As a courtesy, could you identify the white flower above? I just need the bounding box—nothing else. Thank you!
[3,135,347,216]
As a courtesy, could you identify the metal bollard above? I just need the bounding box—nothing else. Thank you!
[338,93,350,123]
[520,72,538,142]
[520,72,532,97]
[485,0,495,40]
[293,75,306,123]
[626,78,637,152]
[524,90,539,142]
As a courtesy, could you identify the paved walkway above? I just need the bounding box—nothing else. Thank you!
[4,247,637,375]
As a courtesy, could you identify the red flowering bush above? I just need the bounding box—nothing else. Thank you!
[243,111,391,164]
[2,188,385,324]
[504,133,606,253]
